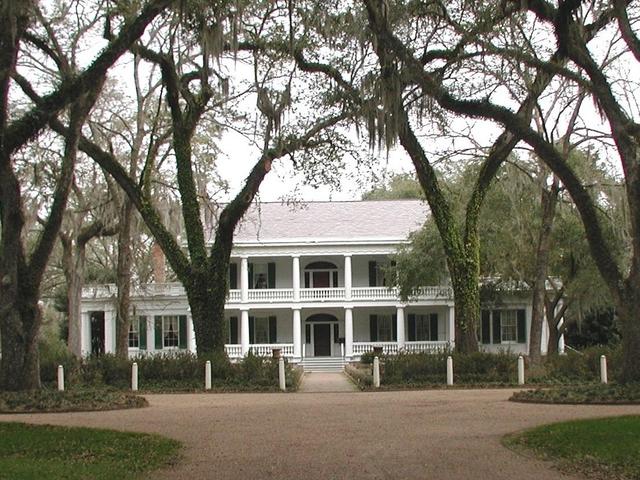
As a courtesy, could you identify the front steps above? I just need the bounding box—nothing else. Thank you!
[300,356,346,372]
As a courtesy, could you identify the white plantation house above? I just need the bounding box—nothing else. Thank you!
[80,200,547,369]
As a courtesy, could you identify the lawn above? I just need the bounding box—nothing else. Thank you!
[0,422,180,480]
[505,415,640,479]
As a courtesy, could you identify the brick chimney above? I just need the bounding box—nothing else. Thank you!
[151,242,166,283]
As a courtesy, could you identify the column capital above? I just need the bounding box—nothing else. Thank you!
[240,307,250,312]
[240,255,249,260]
[343,305,354,310]
[343,253,352,258]
[291,307,301,312]
[395,304,407,310]
[291,254,300,259]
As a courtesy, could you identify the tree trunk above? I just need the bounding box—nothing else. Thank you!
[619,273,640,383]
[450,261,480,353]
[61,238,86,357]
[115,199,134,358]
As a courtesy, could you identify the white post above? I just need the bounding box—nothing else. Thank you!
[240,256,249,303]
[104,308,115,354]
[446,356,454,386]
[293,309,302,360]
[518,356,525,385]
[292,255,300,302]
[344,254,352,300]
[241,309,250,355]
[302,343,306,358]
[448,305,455,347]
[131,362,138,391]
[187,314,196,353]
[205,360,212,390]
[57,365,64,391]
[600,355,608,384]
[373,356,381,388]
[278,357,286,391]
[341,343,345,358]
[396,306,405,350]
[344,307,354,358]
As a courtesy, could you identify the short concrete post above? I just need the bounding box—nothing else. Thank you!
[518,356,525,385]
[57,365,64,391]
[373,356,381,388]
[600,355,608,384]
[446,356,453,386]
[131,362,138,391]
[341,343,345,358]
[278,357,286,392]
[205,360,212,390]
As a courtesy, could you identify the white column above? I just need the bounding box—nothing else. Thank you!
[146,316,154,351]
[292,255,300,302]
[345,307,353,357]
[344,254,352,300]
[187,315,196,353]
[448,305,455,346]
[240,256,249,303]
[104,307,115,354]
[241,309,250,355]
[80,311,90,356]
[396,306,405,349]
[293,308,302,359]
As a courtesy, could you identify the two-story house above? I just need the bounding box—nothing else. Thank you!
[80,200,538,368]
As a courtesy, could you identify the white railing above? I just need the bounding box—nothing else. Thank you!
[225,344,243,358]
[300,287,346,301]
[248,289,294,302]
[249,343,294,357]
[82,284,117,298]
[352,287,397,300]
[352,342,399,355]
[135,283,185,297]
[404,341,450,353]
[228,290,241,302]
[413,286,453,299]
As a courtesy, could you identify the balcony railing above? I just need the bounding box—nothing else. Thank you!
[249,344,294,357]
[225,344,243,358]
[300,287,346,301]
[248,289,294,302]
[352,341,450,355]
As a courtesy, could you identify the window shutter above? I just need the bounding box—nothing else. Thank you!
[249,316,255,343]
[305,324,311,343]
[139,316,147,350]
[230,316,238,344]
[269,316,277,343]
[179,315,187,349]
[430,313,439,341]
[392,314,397,341]
[368,261,377,287]
[229,263,238,290]
[370,314,378,342]
[332,270,339,287]
[248,263,254,288]
[267,263,276,289]
[481,310,491,344]
[333,324,340,343]
[304,271,310,288]
[517,309,527,343]
[492,311,502,344]
[408,314,416,341]
[154,316,163,350]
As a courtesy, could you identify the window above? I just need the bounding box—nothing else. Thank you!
[500,310,517,342]
[254,317,269,344]
[304,261,339,288]
[378,315,393,342]
[129,320,139,348]
[163,316,180,348]
[253,264,268,289]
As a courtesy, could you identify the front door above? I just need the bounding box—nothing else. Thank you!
[314,323,331,356]
[90,311,105,356]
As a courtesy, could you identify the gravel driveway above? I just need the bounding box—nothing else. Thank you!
[1,389,638,480]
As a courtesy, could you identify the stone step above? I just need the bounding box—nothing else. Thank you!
[301,357,346,372]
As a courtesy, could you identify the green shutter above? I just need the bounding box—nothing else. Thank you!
[430,313,439,341]
[304,271,310,288]
[230,316,238,344]
[481,310,491,345]
[492,311,502,344]
[248,263,254,288]
[392,314,397,341]
[154,316,163,350]
[139,316,147,350]
[179,315,187,349]
[249,316,255,343]
[229,263,238,290]
[517,309,527,343]
[333,323,340,343]
[368,261,377,287]
[268,316,277,343]
[408,314,416,341]
[267,263,276,289]
[370,315,378,342]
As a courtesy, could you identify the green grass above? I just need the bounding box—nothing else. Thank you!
[0,389,147,413]
[0,422,180,480]
[505,416,640,479]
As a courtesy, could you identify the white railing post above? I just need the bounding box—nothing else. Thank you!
[131,362,138,391]
[600,355,608,384]
[205,360,212,390]
[373,356,381,388]
[278,357,286,391]
[341,343,344,358]
[446,356,453,386]
[518,356,525,385]
[57,365,64,391]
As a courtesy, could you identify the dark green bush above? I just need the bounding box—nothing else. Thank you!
[530,345,622,384]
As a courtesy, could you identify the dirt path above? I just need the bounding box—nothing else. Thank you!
[1,389,638,480]
[298,372,358,392]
